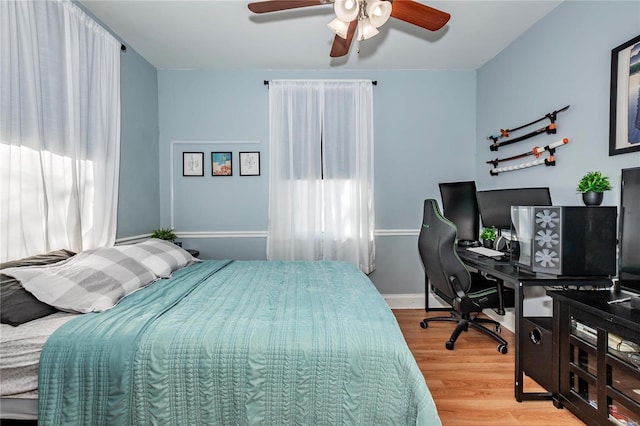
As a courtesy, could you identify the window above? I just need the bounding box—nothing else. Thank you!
[0,0,121,261]
[266,80,375,273]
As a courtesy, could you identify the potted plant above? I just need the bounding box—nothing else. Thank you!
[480,227,497,249]
[150,227,177,242]
[576,171,612,206]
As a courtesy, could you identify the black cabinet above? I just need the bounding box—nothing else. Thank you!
[550,290,640,425]
[521,316,553,392]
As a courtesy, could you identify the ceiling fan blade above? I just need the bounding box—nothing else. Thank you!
[248,0,327,14]
[390,0,450,31]
[330,20,357,58]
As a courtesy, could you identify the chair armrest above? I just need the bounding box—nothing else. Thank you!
[448,275,468,300]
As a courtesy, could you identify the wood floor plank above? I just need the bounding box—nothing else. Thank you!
[394,309,585,425]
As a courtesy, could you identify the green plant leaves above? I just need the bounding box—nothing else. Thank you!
[150,228,177,241]
[577,171,612,193]
[480,227,497,241]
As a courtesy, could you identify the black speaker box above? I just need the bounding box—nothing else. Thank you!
[522,316,553,391]
[511,206,617,276]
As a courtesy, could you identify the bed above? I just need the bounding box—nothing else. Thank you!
[1,243,440,425]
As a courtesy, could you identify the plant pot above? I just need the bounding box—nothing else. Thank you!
[582,192,603,206]
[483,239,494,249]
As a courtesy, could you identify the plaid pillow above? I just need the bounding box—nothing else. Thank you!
[2,247,157,314]
[115,238,197,278]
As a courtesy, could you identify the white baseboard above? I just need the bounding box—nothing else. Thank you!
[382,293,447,310]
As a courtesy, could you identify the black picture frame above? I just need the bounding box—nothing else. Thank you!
[610,34,640,156]
[211,152,232,176]
[239,152,260,176]
[182,152,204,176]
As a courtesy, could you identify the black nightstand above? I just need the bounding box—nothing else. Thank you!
[186,249,200,258]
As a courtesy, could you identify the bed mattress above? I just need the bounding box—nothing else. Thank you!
[1,312,79,420]
[1,312,79,397]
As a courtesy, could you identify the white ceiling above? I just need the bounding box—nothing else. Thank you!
[78,0,563,70]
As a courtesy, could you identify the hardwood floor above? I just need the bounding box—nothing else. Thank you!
[394,309,585,425]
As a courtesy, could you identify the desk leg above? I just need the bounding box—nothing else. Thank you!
[551,298,563,408]
[515,281,523,402]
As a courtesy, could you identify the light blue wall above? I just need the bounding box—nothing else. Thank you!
[116,48,160,238]
[476,1,640,207]
[158,69,477,294]
[127,0,639,297]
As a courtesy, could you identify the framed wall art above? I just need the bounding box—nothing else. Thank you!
[610,34,640,156]
[211,152,232,176]
[183,152,204,176]
[239,152,260,176]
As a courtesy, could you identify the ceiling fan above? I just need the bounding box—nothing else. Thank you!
[247,0,451,58]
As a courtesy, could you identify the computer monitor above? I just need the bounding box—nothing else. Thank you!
[439,181,480,246]
[476,187,552,231]
[619,167,640,294]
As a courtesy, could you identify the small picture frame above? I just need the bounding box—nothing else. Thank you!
[183,152,204,176]
[211,152,232,176]
[239,152,260,176]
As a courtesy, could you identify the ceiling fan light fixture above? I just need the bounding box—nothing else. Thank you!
[248,0,452,58]
[327,17,351,39]
[366,0,392,28]
[334,0,359,22]
[357,19,379,41]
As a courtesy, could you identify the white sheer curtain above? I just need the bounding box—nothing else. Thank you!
[267,80,375,273]
[0,0,121,262]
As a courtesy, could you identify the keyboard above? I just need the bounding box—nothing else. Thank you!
[467,246,506,258]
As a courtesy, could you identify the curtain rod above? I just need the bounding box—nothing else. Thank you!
[263,80,377,86]
[121,44,126,52]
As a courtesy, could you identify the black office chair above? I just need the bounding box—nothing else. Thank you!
[418,199,514,353]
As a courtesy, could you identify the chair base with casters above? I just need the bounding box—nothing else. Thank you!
[420,272,514,353]
[420,311,508,354]
[418,198,515,355]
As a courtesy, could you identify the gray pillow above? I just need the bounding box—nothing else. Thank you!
[1,249,75,326]
[115,238,197,278]
[3,247,157,314]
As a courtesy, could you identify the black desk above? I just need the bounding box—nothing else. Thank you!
[457,248,612,402]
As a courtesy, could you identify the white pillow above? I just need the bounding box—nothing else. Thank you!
[115,238,197,278]
[2,247,157,313]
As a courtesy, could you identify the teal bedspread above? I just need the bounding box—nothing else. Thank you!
[38,260,440,425]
